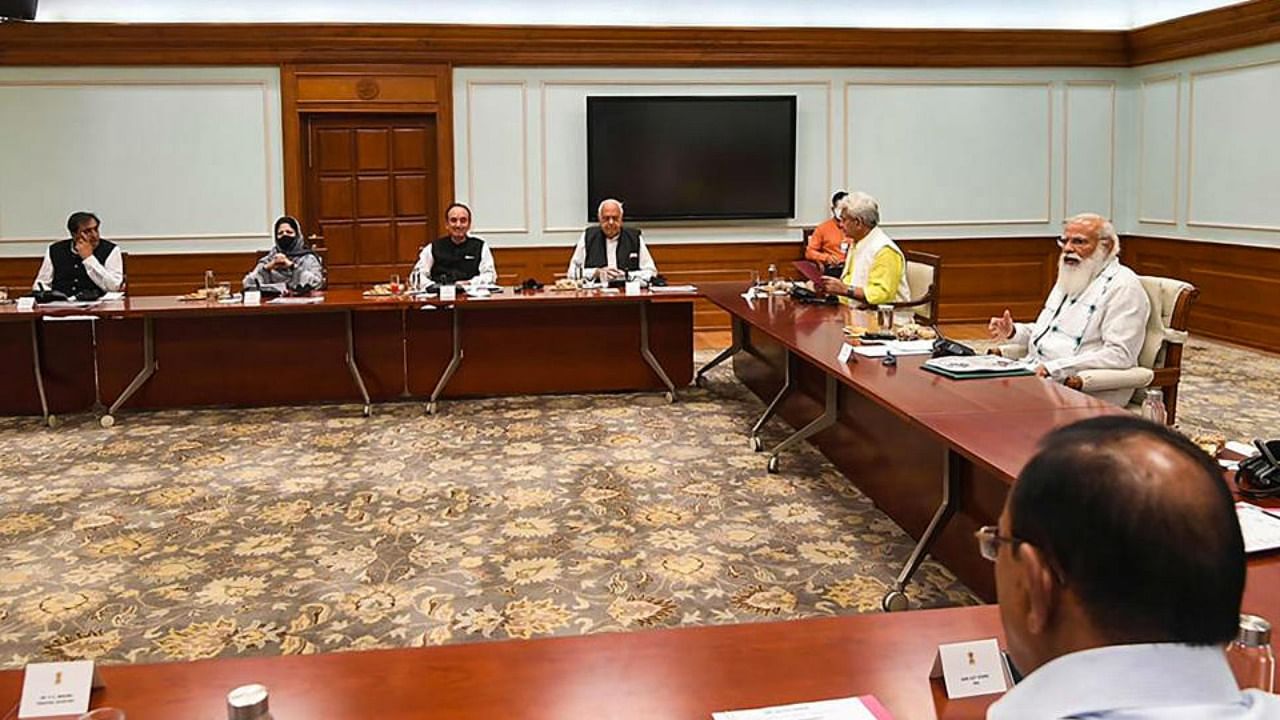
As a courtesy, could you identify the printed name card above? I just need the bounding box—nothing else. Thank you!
[17,297,35,312]
[837,343,855,363]
[625,279,642,296]
[439,285,457,302]
[19,660,101,718]
[929,638,1011,699]
[242,290,261,306]
[713,695,894,719]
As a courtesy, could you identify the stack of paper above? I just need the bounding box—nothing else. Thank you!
[1236,503,1280,554]
[851,340,935,358]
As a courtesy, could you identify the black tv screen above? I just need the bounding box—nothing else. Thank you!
[586,95,797,222]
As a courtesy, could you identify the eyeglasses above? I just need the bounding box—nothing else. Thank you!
[1055,235,1091,250]
[975,525,1021,562]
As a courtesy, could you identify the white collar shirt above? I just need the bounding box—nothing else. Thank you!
[988,643,1280,720]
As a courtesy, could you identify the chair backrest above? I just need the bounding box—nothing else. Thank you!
[119,251,129,292]
[902,250,941,323]
[1136,275,1198,370]
[801,226,815,257]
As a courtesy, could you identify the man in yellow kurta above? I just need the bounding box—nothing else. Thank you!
[816,191,909,306]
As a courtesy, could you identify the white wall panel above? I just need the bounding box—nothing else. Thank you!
[1136,75,1179,225]
[846,82,1052,226]
[0,67,283,256]
[464,82,528,233]
[1063,82,1115,219]
[1187,61,1280,232]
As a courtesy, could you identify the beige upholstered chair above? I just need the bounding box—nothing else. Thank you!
[888,250,941,325]
[999,276,1199,424]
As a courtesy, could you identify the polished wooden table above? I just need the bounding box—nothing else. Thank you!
[696,282,1123,606]
[0,288,695,424]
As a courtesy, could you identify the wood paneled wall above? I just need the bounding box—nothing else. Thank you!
[1123,236,1280,354]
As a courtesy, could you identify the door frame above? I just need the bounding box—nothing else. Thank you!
[281,63,453,241]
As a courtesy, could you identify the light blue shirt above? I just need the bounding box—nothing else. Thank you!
[988,643,1280,719]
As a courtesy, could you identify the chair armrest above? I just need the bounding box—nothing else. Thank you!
[997,343,1027,359]
[1074,367,1155,393]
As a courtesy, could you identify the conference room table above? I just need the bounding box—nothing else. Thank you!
[694,282,1129,606]
[0,286,695,424]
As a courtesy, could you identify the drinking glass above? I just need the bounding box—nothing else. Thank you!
[389,274,402,295]
[0,286,9,303]
[79,709,126,720]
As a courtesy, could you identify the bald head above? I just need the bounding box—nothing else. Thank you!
[1008,416,1243,647]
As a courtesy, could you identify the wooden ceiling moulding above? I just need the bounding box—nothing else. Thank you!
[1129,0,1280,66]
[0,22,1129,68]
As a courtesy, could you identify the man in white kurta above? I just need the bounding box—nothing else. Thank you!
[989,213,1150,406]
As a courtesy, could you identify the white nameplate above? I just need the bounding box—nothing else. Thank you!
[929,638,1011,699]
[17,297,35,312]
[837,343,855,363]
[625,279,642,296]
[19,660,101,718]
[242,290,261,306]
[439,285,457,302]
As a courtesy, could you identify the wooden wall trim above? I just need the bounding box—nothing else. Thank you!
[1130,0,1280,66]
[0,23,1128,68]
[1122,234,1280,354]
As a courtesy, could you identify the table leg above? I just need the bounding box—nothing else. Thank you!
[694,316,744,387]
[101,317,157,428]
[750,348,795,452]
[882,449,962,612]
[427,307,463,415]
[29,319,56,428]
[639,301,677,403]
[765,372,837,473]
[345,310,372,417]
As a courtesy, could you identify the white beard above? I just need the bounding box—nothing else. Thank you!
[1055,250,1110,297]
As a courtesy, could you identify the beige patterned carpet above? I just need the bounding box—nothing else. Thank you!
[0,335,1273,669]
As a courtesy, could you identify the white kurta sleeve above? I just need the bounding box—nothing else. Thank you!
[33,248,54,290]
[567,234,595,280]
[1042,281,1151,375]
[633,238,657,282]
[410,244,435,290]
[83,246,125,292]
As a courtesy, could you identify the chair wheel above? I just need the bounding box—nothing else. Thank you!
[882,590,909,612]
[362,405,372,418]
[426,402,437,415]
[767,455,780,473]
[100,415,116,429]
[46,415,59,429]
[695,374,707,388]
[750,435,763,452]
[665,391,675,403]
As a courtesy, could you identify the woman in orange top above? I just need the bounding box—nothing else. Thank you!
[805,190,851,272]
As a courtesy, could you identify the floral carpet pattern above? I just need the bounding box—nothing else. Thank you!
[0,358,975,670]
[0,335,1271,670]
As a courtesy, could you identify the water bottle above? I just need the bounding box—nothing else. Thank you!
[227,684,273,720]
[767,264,777,284]
[1227,614,1275,693]
[1140,388,1168,426]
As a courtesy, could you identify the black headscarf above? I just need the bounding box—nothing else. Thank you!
[273,215,308,256]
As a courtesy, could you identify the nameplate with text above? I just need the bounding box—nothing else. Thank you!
[19,660,101,718]
[929,638,1011,699]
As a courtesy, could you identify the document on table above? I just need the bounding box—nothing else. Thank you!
[1236,503,1280,554]
[268,296,325,305]
[851,339,935,358]
[713,695,893,720]
[649,284,698,293]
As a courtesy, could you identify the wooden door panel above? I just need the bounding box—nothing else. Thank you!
[394,175,429,215]
[355,129,390,171]
[314,129,353,171]
[318,177,355,218]
[356,176,392,217]
[392,128,430,170]
[356,222,395,264]
[305,114,438,287]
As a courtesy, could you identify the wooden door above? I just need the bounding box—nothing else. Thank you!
[304,114,438,286]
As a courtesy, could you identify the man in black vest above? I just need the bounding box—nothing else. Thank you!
[567,198,658,283]
[410,203,497,289]
[33,211,124,299]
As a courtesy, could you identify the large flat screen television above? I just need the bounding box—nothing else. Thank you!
[586,95,797,222]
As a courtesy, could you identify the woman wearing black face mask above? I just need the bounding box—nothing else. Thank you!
[242,216,326,293]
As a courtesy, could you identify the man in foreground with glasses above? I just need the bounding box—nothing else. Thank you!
[987,213,1149,405]
[981,416,1280,718]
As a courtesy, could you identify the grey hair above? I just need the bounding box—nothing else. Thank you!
[597,198,624,217]
[1066,212,1120,256]
[837,191,880,229]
